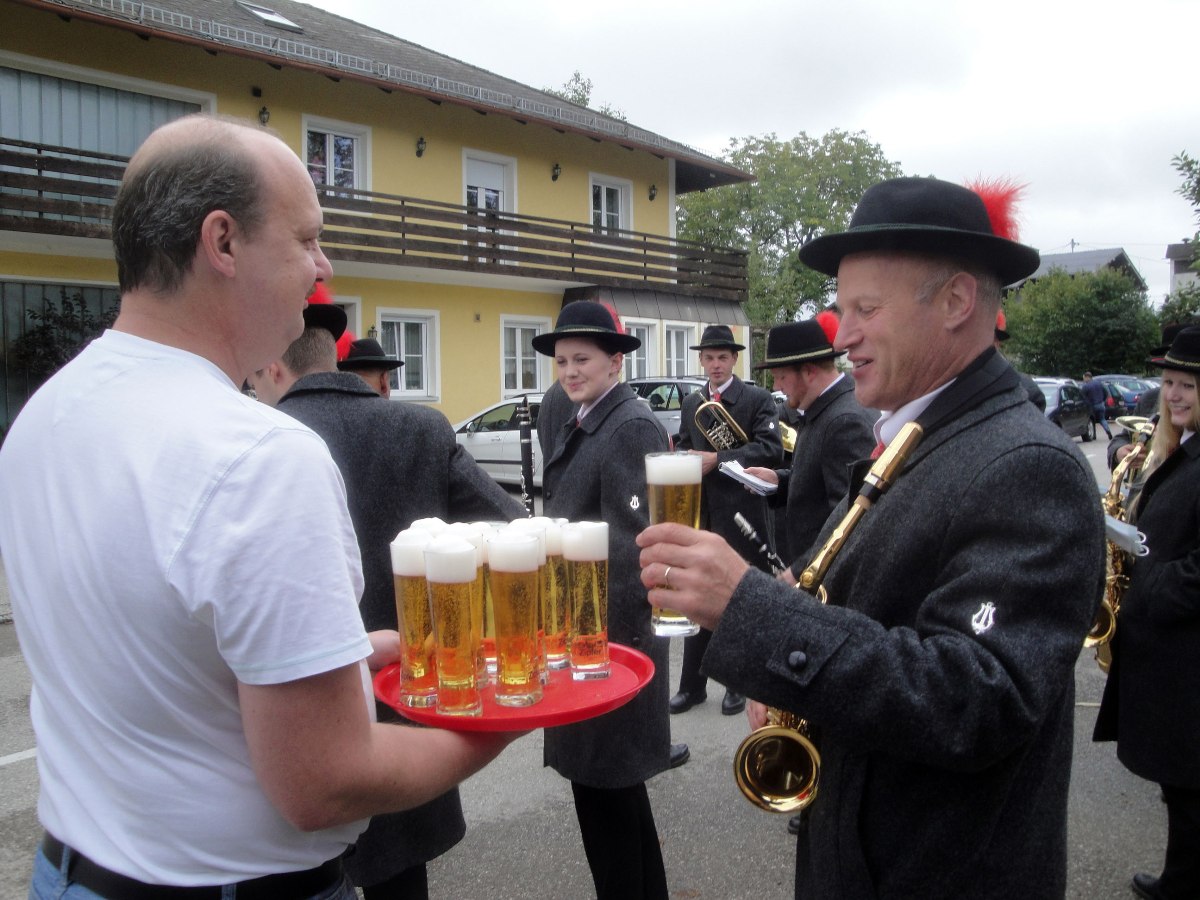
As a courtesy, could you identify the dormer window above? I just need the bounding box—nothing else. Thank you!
[235,1,303,33]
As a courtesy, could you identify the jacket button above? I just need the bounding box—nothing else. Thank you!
[787,651,808,669]
[630,635,642,647]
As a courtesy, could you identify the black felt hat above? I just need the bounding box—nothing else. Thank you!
[753,319,844,370]
[531,301,641,356]
[689,324,745,352]
[338,338,402,371]
[1149,325,1200,372]
[798,177,1041,287]
[302,284,347,340]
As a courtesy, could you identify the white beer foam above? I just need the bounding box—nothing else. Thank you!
[506,518,548,563]
[645,451,702,485]
[446,521,488,566]
[562,521,608,561]
[424,536,478,583]
[410,516,449,534]
[487,531,540,572]
[527,516,563,555]
[390,528,433,576]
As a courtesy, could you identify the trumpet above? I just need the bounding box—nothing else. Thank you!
[695,399,748,450]
[733,422,924,814]
[1089,415,1154,671]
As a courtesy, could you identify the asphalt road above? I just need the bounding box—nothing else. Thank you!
[0,435,1167,899]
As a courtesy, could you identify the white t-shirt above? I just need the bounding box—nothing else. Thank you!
[0,331,372,884]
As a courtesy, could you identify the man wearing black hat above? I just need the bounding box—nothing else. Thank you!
[339,336,403,399]
[746,315,876,585]
[637,176,1105,899]
[249,306,525,900]
[670,324,783,718]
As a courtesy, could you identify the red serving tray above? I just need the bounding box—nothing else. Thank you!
[373,643,654,732]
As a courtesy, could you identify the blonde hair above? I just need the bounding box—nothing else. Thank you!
[1141,369,1200,477]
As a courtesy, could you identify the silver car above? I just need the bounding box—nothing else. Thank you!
[627,376,707,438]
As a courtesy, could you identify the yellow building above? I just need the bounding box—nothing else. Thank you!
[0,0,751,431]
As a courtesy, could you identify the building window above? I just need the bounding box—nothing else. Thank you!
[590,176,631,233]
[304,117,369,193]
[502,318,548,394]
[665,326,694,376]
[464,151,516,264]
[622,322,653,380]
[378,311,438,399]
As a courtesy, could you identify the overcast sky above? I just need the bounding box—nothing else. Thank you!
[307,0,1197,302]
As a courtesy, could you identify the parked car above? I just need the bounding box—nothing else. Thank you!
[1094,374,1157,411]
[627,376,706,438]
[1035,378,1094,442]
[453,393,545,488]
[1098,382,1129,420]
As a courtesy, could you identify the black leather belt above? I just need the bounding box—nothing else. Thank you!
[41,833,343,899]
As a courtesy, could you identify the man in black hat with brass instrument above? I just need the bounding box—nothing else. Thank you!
[637,176,1105,898]
[669,324,783,717]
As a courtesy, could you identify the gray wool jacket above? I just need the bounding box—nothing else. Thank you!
[703,350,1106,900]
[541,381,672,788]
[277,371,525,883]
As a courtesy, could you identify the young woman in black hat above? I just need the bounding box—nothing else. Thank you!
[532,300,673,900]
[1095,325,1200,900]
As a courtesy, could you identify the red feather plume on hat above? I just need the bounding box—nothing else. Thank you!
[307,282,354,358]
[816,310,840,345]
[599,300,626,335]
[965,177,1026,242]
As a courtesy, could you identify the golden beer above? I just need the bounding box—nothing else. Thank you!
[543,552,570,668]
[487,531,543,707]
[562,521,610,680]
[645,452,703,637]
[424,538,482,716]
[393,573,437,707]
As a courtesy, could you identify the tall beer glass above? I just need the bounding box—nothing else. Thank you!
[537,517,570,670]
[645,451,702,636]
[563,521,610,680]
[447,521,489,685]
[508,518,549,684]
[487,531,543,707]
[424,536,482,716]
[389,528,438,707]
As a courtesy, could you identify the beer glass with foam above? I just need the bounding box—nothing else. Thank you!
[424,536,482,716]
[446,521,489,685]
[389,528,438,707]
[645,451,702,636]
[563,521,610,680]
[535,517,570,670]
[487,530,543,706]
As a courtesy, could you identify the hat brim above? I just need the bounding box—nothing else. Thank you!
[690,341,746,352]
[339,357,403,371]
[798,225,1041,288]
[753,347,845,370]
[532,327,640,356]
[1148,355,1200,372]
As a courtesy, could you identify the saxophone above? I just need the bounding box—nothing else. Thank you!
[732,422,924,813]
[1089,416,1154,672]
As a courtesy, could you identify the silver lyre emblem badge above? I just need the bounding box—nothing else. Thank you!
[629,494,641,511]
[971,602,997,635]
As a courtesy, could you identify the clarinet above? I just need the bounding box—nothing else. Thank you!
[733,511,787,575]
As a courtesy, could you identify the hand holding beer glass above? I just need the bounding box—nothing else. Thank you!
[424,537,482,716]
[645,451,702,636]
[563,521,610,680]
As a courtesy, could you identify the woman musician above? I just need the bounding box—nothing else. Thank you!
[1094,325,1200,900]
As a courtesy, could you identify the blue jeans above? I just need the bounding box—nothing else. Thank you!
[30,846,358,900]
[1091,403,1111,433]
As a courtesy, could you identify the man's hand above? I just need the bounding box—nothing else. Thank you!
[689,449,719,476]
[747,699,769,731]
[366,630,401,671]
[743,466,779,486]
[636,523,750,631]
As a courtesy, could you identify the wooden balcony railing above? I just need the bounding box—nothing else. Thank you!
[0,137,748,303]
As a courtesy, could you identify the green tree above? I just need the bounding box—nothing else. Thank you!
[1171,151,1199,274]
[1158,281,1200,325]
[7,290,118,387]
[676,130,903,359]
[543,70,625,120]
[1005,268,1159,376]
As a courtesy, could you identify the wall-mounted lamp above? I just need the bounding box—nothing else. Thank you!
[367,325,378,340]
[415,136,426,158]
[551,163,561,182]
[258,106,270,126]
[648,184,658,201]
